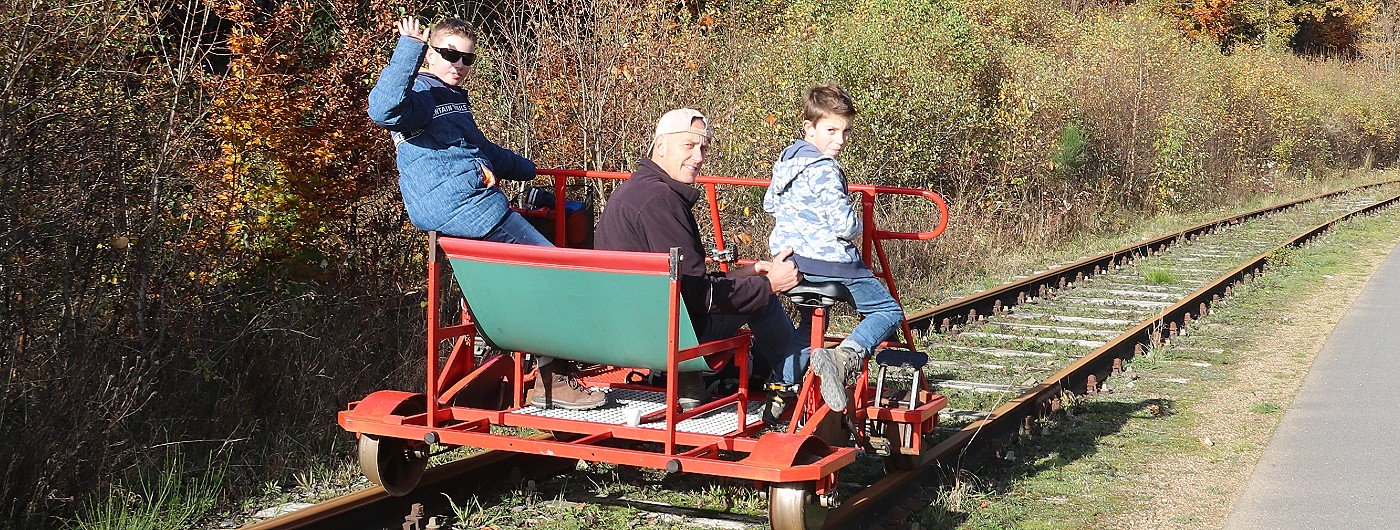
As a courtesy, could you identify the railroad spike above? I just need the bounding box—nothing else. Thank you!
[993,299,1003,315]
[1112,357,1124,374]
[1134,343,1145,357]
[1169,322,1179,338]
[404,503,425,530]
[1086,374,1098,396]
[941,317,951,334]
[1200,302,1210,317]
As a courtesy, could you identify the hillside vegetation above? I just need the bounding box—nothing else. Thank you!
[3,0,1398,526]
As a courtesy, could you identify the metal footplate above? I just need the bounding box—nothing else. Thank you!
[515,388,765,435]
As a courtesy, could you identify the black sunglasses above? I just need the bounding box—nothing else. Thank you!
[432,46,477,66]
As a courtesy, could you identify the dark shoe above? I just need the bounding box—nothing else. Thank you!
[676,372,709,411]
[761,385,798,424]
[810,346,863,412]
[529,363,607,410]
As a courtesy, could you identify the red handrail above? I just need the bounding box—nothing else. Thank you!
[530,168,950,244]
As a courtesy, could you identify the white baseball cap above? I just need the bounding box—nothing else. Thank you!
[650,108,713,153]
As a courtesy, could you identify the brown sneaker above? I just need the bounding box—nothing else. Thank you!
[529,362,607,410]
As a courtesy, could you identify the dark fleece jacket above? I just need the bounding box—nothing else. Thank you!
[594,159,772,333]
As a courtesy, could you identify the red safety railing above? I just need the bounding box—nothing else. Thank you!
[525,168,949,351]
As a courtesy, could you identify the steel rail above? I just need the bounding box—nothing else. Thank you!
[823,188,1400,529]
[244,434,558,530]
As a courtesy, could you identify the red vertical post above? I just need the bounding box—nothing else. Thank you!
[553,175,567,247]
[860,190,876,260]
[736,338,750,430]
[786,306,827,434]
[665,248,682,455]
[426,233,441,428]
[704,183,729,272]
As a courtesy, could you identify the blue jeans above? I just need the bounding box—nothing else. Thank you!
[699,295,807,386]
[797,274,904,356]
[481,211,553,246]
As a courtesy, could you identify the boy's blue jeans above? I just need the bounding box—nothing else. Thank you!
[481,211,554,246]
[699,295,808,386]
[797,273,904,357]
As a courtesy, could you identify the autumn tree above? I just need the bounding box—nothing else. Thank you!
[201,0,405,279]
[1164,0,1377,55]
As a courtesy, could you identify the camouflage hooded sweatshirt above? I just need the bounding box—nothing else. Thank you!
[764,140,873,278]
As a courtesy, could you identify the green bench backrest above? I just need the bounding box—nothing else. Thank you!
[442,239,708,372]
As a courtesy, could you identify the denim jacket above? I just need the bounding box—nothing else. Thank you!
[764,140,871,278]
[367,36,535,238]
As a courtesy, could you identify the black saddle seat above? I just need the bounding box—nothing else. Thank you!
[874,348,928,369]
[784,280,854,308]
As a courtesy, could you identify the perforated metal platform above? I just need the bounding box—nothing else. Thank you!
[514,388,765,435]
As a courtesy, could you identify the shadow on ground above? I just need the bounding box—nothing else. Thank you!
[913,397,1176,529]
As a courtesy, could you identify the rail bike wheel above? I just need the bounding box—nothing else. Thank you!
[768,481,828,530]
[357,394,430,496]
[358,434,429,497]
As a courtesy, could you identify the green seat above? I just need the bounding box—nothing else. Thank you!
[440,237,713,372]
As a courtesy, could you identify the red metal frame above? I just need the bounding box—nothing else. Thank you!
[340,169,951,496]
[342,235,856,485]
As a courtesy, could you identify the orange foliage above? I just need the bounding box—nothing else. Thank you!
[200,0,402,273]
[1169,0,1239,41]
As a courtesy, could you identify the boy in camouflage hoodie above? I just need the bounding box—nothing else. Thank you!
[764,83,904,413]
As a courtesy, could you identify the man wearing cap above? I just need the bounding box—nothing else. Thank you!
[595,109,807,410]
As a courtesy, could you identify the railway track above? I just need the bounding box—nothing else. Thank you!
[247,181,1400,530]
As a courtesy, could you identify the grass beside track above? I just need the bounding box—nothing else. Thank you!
[916,199,1400,529]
